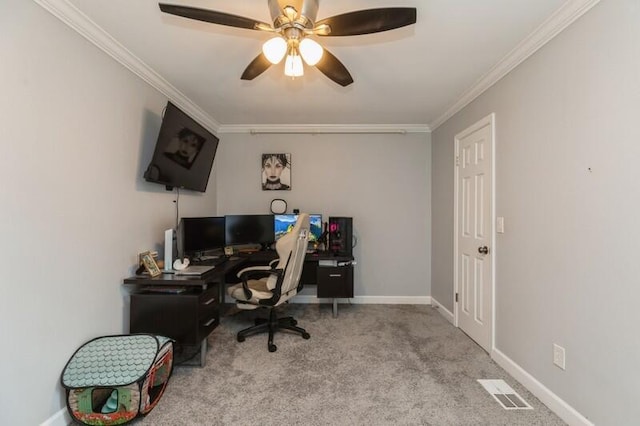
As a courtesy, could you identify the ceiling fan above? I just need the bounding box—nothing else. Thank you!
[159,0,417,86]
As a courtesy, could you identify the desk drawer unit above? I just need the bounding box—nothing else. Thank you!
[317,266,354,298]
[130,285,219,346]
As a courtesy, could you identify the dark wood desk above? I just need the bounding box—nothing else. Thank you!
[123,258,244,366]
[123,253,354,365]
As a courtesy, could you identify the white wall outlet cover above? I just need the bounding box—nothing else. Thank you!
[553,344,566,370]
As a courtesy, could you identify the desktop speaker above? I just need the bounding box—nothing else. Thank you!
[164,229,175,272]
[328,217,353,256]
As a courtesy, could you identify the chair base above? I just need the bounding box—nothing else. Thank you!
[237,308,310,352]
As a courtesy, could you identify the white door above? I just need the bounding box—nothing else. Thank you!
[454,114,494,352]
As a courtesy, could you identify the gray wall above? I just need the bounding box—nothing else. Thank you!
[2,3,431,423]
[0,2,217,424]
[216,133,432,298]
[431,1,640,423]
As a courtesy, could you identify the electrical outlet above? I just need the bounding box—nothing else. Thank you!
[553,344,566,370]
[496,217,505,233]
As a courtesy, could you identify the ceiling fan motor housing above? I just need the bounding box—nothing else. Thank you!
[270,0,319,28]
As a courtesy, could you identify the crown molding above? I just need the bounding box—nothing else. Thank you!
[429,0,601,131]
[32,0,426,135]
[33,0,598,134]
[218,124,431,134]
[33,0,221,134]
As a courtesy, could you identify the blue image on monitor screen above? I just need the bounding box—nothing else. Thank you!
[274,214,322,242]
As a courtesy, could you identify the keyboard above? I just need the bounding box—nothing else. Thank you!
[175,265,215,276]
[192,257,228,267]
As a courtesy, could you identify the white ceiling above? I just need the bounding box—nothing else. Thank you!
[42,0,594,131]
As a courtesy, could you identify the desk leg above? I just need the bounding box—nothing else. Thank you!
[200,282,209,367]
[219,282,225,313]
[200,338,207,367]
[332,298,338,318]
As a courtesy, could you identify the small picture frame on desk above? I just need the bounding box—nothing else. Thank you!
[140,251,162,277]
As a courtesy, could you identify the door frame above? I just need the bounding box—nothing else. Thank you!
[453,113,496,352]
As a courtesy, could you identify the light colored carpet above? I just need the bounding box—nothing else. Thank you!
[142,304,565,425]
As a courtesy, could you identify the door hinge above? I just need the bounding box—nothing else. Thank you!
[455,156,460,166]
[455,293,459,303]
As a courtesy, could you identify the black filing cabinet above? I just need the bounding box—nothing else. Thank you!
[130,285,219,346]
[317,265,354,298]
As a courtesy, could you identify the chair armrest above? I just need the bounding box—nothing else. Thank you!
[238,267,283,300]
[236,265,272,279]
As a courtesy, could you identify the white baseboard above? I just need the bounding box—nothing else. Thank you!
[430,297,455,324]
[40,408,70,426]
[491,348,593,426]
[226,295,432,305]
[291,295,432,305]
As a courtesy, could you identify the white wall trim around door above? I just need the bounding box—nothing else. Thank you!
[430,297,454,324]
[453,113,496,353]
[429,0,601,130]
[492,348,594,426]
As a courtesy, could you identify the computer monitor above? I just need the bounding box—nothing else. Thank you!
[179,217,225,256]
[225,214,275,247]
[274,214,322,242]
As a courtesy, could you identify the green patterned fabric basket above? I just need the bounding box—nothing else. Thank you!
[61,334,174,425]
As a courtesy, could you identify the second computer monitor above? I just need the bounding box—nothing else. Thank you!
[225,214,275,246]
[180,216,225,257]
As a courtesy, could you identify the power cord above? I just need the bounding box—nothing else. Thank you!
[174,188,180,230]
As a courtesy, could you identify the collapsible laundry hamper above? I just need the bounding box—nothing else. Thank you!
[61,334,174,425]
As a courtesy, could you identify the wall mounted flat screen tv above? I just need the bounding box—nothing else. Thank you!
[144,101,219,192]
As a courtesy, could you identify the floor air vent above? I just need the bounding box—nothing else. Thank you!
[478,379,532,410]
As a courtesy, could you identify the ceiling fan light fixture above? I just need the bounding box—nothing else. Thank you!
[284,52,304,77]
[299,38,323,66]
[262,37,288,64]
[159,2,417,86]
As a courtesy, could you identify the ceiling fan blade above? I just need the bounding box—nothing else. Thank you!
[315,49,353,87]
[241,54,272,81]
[315,8,417,36]
[159,3,272,31]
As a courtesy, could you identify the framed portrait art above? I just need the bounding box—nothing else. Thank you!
[261,153,291,190]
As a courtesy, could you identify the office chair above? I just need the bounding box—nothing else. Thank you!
[227,213,311,352]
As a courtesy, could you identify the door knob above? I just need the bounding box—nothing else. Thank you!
[478,246,489,255]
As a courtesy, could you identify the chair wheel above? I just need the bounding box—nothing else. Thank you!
[268,344,277,352]
[237,335,245,342]
[302,332,310,339]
